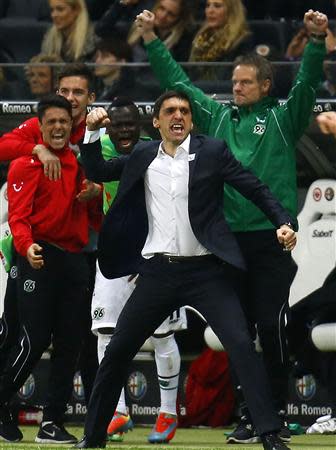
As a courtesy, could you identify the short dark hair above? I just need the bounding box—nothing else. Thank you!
[233,53,274,91]
[95,38,133,62]
[57,63,95,93]
[37,94,72,122]
[107,96,140,119]
[153,90,192,118]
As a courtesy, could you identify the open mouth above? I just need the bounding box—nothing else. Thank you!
[170,124,184,136]
[118,138,133,148]
[52,133,65,144]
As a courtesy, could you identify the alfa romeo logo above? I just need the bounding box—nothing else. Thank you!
[127,371,147,401]
[295,374,316,400]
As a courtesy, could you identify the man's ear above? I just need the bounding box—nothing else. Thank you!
[88,92,96,105]
[191,122,194,130]
[262,79,271,96]
[153,117,160,128]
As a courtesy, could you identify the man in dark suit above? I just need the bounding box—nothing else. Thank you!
[76,91,296,450]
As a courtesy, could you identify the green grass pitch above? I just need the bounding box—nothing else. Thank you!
[0,426,334,450]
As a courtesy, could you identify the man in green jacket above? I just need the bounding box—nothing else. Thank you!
[134,8,328,444]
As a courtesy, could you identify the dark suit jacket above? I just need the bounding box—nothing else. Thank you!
[80,134,293,279]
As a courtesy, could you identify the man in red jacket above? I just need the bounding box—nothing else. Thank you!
[0,95,101,444]
[0,63,96,177]
[0,66,99,443]
[0,59,98,418]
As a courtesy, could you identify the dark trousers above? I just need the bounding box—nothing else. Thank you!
[77,251,98,405]
[84,255,281,443]
[288,267,336,415]
[234,230,297,413]
[0,243,89,424]
[0,269,19,374]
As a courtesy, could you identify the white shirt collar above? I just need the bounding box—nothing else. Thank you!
[157,134,191,157]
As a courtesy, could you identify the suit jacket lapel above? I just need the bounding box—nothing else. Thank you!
[188,135,202,185]
[117,143,158,196]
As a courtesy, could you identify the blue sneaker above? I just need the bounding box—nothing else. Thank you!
[107,413,133,437]
[147,413,178,444]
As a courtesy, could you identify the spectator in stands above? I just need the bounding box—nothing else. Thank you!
[25,54,62,100]
[317,54,336,97]
[127,0,196,61]
[188,0,253,80]
[95,0,155,38]
[286,12,336,59]
[93,37,138,101]
[41,0,95,62]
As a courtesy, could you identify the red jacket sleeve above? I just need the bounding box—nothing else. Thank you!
[77,168,103,232]
[87,189,103,232]
[0,117,42,161]
[7,158,41,256]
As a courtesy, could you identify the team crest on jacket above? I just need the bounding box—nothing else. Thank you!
[253,123,266,135]
[23,279,36,293]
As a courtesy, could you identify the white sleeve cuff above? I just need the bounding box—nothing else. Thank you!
[83,129,101,144]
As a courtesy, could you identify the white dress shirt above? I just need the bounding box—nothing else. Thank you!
[142,135,209,258]
[83,129,208,258]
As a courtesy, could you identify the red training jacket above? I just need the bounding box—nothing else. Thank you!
[0,117,86,161]
[7,146,101,257]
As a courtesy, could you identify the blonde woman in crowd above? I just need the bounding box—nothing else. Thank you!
[41,0,95,62]
[189,0,253,79]
[127,0,196,61]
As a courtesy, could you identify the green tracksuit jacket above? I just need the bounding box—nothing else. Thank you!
[146,38,326,232]
[100,134,151,214]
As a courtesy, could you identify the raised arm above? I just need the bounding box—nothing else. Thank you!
[80,107,127,182]
[135,10,226,135]
[279,10,327,141]
[0,117,61,180]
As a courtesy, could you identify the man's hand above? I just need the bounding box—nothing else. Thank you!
[86,107,110,131]
[135,10,157,43]
[77,179,102,202]
[27,243,44,269]
[316,111,336,137]
[33,144,61,181]
[276,225,297,252]
[304,9,328,34]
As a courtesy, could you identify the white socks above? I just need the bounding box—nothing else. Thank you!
[97,332,181,416]
[150,334,180,416]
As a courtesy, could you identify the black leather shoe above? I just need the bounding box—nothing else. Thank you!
[261,433,291,450]
[73,436,106,448]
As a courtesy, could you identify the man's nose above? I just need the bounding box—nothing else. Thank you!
[65,91,75,101]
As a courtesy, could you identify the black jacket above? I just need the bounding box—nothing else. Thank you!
[80,134,293,278]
